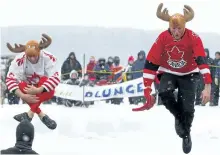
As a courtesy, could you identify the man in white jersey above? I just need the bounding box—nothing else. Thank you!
[6,34,60,130]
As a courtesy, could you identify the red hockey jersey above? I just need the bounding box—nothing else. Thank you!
[143,28,212,85]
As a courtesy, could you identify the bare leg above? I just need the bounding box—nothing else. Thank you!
[27,110,35,118]
[38,111,46,119]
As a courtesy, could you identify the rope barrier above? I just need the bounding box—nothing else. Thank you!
[61,65,218,76]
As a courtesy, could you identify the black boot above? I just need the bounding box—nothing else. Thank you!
[181,112,194,154]
[41,115,57,130]
[182,134,192,154]
[14,112,32,122]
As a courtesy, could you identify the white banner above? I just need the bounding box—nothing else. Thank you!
[54,78,150,101]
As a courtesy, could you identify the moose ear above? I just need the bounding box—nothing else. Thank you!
[156,3,171,22]
[183,5,194,22]
[39,34,52,49]
[6,43,25,53]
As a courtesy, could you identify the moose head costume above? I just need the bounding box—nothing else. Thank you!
[156,3,194,40]
[6,34,52,56]
[156,3,194,28]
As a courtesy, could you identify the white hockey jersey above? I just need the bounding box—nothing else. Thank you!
[6,50,60,93]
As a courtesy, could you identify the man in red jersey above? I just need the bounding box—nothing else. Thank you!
[132,3,211,154]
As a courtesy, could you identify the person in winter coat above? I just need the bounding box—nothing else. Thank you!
[123,56,135,104]
[123,56,135,81]
[93,58,111,82]
[61,52,82,81]
[106,56,115,81]
[107,56,114,70]
[1,120,38,154]
[205,48,215,79]
[129,51,146,105]
[86,56,96,81]
[112,56,124,83]
[110,56,124,104]
[212,51,220,106]
[131,50,146,79]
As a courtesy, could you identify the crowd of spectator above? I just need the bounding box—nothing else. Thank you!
[60,50,146,84]
[59,50,146,105]
[59,48,220,106]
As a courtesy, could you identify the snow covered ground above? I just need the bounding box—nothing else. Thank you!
[0,102,220,155]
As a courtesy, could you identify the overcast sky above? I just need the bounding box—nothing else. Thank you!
[0,0,219,33]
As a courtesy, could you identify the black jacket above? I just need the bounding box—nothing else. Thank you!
[1,120,38,154]
[61,52,82,80]
[204,48,215,79]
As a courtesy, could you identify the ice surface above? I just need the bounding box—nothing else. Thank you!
[0,103,219,155]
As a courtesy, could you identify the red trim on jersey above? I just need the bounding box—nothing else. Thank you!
[6,77,19,92]
[202,73,212,84]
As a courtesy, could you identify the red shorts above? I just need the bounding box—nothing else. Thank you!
[19,76,54,114]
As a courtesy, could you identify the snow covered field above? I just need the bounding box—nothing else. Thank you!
[0,103,220,155]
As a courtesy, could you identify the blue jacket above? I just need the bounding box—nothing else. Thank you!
[93,64,111,80]
[131,51,146,79]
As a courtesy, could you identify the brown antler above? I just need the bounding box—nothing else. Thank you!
[156,3,171,22]
[183,5,194,22]
[6,43,25,53]
[39,34,52,49]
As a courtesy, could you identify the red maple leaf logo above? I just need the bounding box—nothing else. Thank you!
[26,72,41,84]
[44,52,56,62]
[167,46,184,62]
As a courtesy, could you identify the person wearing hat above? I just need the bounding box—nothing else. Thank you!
[1,120,38,154]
